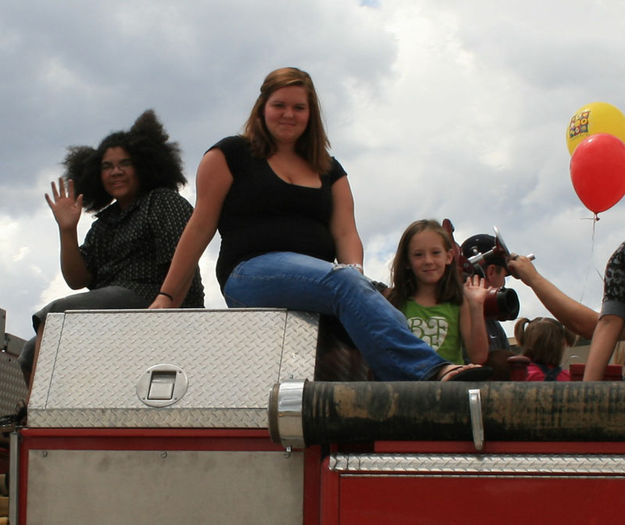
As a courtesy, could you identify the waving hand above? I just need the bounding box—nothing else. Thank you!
[45,178,84,232]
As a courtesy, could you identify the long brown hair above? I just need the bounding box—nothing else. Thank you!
[243,67,331,174]
[514,317,577,367]
[387,219,463,309]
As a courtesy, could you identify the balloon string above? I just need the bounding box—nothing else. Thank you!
[592,215,604,280]
[579,214,599,304]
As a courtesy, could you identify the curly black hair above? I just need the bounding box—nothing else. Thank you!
[64,110,187,212]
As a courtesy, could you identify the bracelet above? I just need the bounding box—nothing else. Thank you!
[157,291,174,301]
[334,263,364,274]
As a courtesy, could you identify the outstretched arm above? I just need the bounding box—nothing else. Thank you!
[45,177,91,289]
[507,255,599,340]
[150,149,233,308]
[460,275,489,364]
[583,314,624,380]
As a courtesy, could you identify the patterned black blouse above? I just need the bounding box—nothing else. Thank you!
[80,187,204,307]
[602,241,625,319]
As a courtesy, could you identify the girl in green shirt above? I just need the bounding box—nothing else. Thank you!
[385,219,490,365]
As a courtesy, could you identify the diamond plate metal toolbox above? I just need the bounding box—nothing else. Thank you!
[0,307,28,416]
[0,350,27,416]
[28,308,318,428]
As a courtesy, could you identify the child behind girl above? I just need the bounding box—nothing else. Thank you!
[514,317,577,381]
[385,219,489,365]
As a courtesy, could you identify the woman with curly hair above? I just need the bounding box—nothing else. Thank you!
[151,66,490,382]
[19,110,204,384]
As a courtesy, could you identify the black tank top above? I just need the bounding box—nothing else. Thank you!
[211,136,347,290]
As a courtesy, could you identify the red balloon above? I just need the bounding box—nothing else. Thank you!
[570,133,625,214]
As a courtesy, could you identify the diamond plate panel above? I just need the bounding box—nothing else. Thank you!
[330,453,625,476]
[28,313,65,410]
[28,309,318,428]
[280,311,319,382]
[0,351,28,415]
[29,408,268,428]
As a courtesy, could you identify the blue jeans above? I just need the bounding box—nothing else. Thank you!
[224,252,448,380]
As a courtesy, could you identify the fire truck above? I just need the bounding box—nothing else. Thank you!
[2,306,625,525]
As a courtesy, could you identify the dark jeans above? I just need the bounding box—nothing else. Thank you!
[19,286,150,377]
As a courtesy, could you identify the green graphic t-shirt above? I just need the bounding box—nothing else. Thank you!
[400,300,463,364]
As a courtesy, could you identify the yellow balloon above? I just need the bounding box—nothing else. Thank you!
[566,101,625,155]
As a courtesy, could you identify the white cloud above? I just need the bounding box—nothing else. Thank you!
[3,0,625,347]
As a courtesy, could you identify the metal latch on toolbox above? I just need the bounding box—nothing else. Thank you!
[148,371,177,400]
[136,364,188,408]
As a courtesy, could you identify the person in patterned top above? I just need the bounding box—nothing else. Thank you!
[584,242,625,380]
[507,252,625,381]
[18,110,204,385]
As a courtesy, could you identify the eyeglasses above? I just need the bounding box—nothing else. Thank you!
[101,159,133,173]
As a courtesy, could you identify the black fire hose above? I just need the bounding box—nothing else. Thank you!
[268,380,625,449]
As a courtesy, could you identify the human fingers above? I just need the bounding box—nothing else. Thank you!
[507,254,537,282]
[67,178,75,200]
[508,253,535,266]
[464,275,480,291]
[506,257,520,279]
[49,180,60,201]
[509,255,531,266]
[470,274,485,287]
[57,177,67,198]
[44,192,54,210]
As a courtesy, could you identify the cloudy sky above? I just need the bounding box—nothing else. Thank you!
[2,0,625,342]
